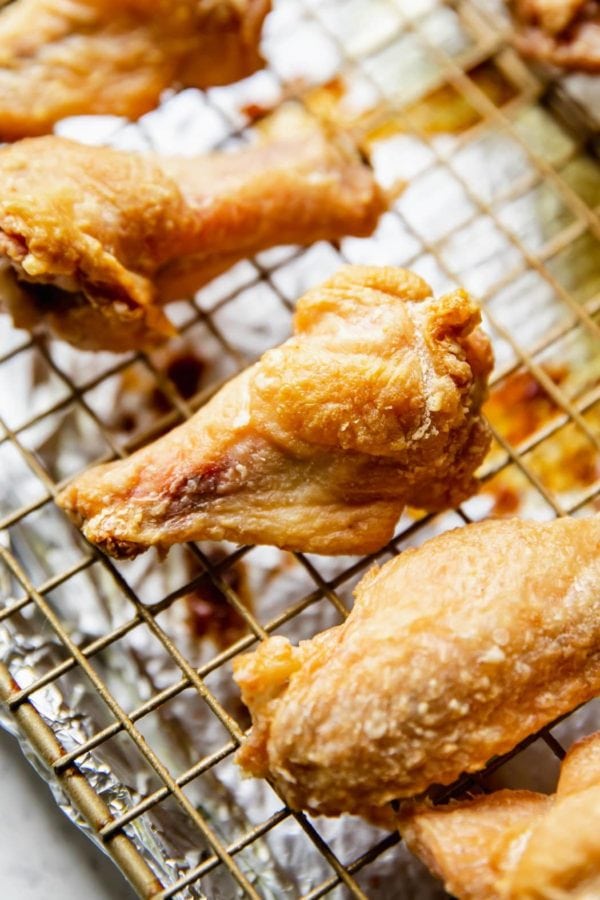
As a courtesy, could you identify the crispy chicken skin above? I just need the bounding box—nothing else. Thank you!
[510,0,600,70]
[0,0,270,140]
[233,515,600,819]
[0,105,387,352]
[57,266,492,557]
[398,731,600,899]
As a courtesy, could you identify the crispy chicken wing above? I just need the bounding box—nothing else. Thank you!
[0,104,386,351]
[0,0,270,140]
[0,104,387,352]
[400,792,551,900]
[57,266,492,557]
[233,515,600,819]
[510,0,600,70]
[515,0,590,34]
[398,731,600,899]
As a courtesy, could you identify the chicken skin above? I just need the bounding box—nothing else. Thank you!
[57,266,492,558]
[233,515,600,819]
[510,0,600,70]
[0,0,270,140]
[0,104,387,352]
[399,731,600,899]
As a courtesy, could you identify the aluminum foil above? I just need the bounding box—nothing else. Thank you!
[1,1,599,898]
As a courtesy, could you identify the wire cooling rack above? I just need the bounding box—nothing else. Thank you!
[0,1,599,898]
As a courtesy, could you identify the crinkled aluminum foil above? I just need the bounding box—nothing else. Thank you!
[1,1,599,897]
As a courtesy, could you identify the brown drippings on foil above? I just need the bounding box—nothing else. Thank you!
[363,62,517,144]
[242,62,516,143]
[113,346,205,436]
[185,553,252,651]
[485,364,569,446]
[241,101,275,121]
[483,364,600,513]
[152,352,205,412]
[489,483,521,515]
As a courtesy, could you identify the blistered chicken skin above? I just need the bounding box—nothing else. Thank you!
[0,0,270,139]
[0,104,386,352]
[399,731,600,899]
[234,515,600,819]
[57,266,492,557]
[510,0,600,70]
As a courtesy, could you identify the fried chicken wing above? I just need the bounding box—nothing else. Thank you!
[398,731,600,899]
[0,0,270,140]
[0,105,387,352]
[515,0,590,33]
[57,266,492,557]
[399,791,551,900]
[510,0,600,70]
[233,515,600,819]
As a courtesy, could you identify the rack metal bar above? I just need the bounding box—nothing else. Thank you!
[0,661,164,898]
[0,545,263,900]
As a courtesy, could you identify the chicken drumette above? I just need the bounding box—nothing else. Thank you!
[0,105,386,352]
[399,731,600,899]
[234,515,600,820]
[0,0,271,139]
[510,0,600,70]
[57,266,492,558]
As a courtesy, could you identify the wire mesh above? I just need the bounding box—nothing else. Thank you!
[0,0,599,897]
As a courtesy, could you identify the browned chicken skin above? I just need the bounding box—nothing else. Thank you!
[57,266,492,558]
[233,515,600,820]
[510,0,600,70]
[399,731,600,899]
[0,0,271,139]
[0,104,387,352]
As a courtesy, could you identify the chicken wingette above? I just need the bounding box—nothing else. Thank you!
[57,266,492,557]
[0,0,270,140]
[234,515,600,820]
[0,105,387,352]
[399,731,600,899]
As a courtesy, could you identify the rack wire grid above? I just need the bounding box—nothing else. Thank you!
[0,0,599,897]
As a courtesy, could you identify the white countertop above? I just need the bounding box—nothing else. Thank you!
[0,727,137,900]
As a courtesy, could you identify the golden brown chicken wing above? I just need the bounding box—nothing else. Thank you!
[399,731,600,899]
[233,515,600,819]
[57,266,492,558]
[0,0,270,140]
[510,0,600,70]
[515,0,590,33]
[0,104,387,352]
[400,791,551,900]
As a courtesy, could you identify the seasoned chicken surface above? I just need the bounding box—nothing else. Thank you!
[510,0,600,70]
[399,731,600,899]
[0,0,270,139]
[0,105,387,352]
[57,266,492,557]
[233,515,600,819]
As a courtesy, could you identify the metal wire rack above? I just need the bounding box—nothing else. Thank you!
[0,0,599,897]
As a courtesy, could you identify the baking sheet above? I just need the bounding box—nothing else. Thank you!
[0,1,599,897]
